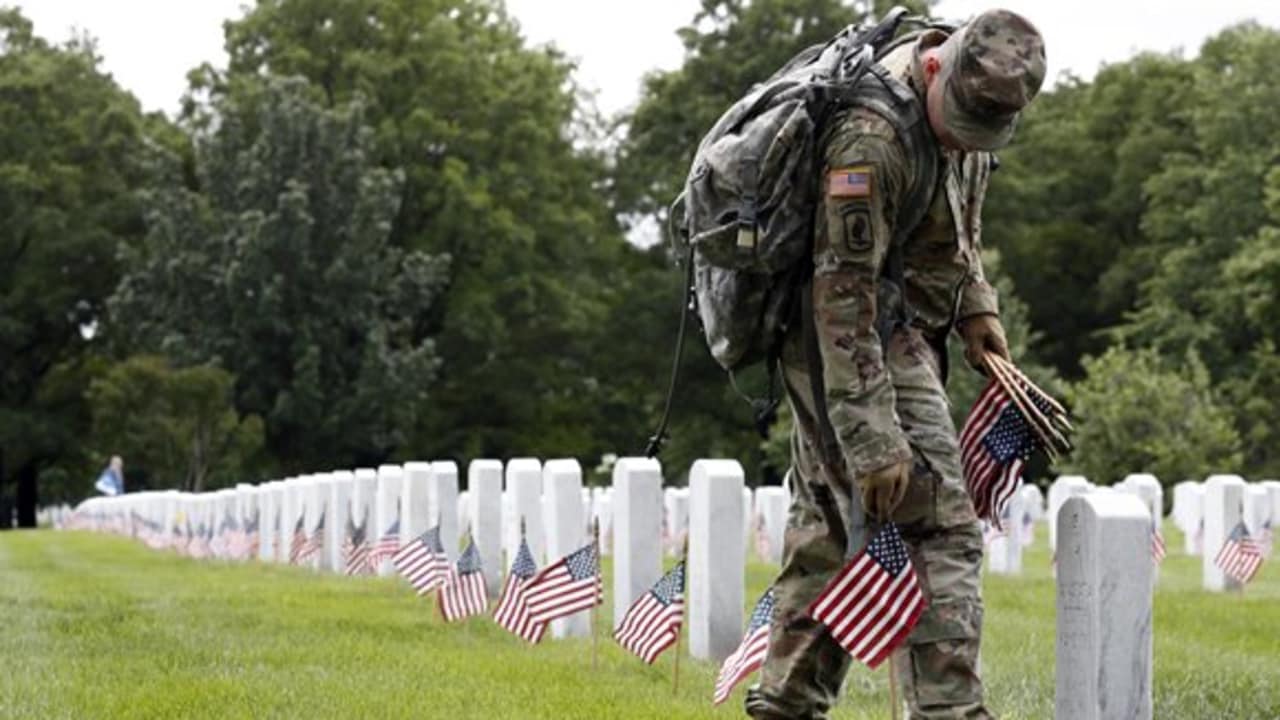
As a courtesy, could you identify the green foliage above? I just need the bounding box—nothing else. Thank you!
[109,77,447,474]
[206,0,626,463]
[0,9,154,521]
[1064,347,1241,487]
[3,527,1278,718]
[86,356,264,491]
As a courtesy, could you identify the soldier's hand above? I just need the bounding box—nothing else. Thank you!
[857,460,911,520]
[960,314,1009,372]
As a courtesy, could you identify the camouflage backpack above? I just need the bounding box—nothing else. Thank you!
[646,8,951,455]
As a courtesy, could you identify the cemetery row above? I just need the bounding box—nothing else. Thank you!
[58,464,1275,719]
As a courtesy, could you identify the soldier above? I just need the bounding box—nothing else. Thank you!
[745,9,1046,720]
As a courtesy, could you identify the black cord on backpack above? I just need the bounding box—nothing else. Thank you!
[643,242,695,459]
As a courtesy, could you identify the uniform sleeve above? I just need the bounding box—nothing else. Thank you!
[812,126,914,477]
[955,154,1000,322]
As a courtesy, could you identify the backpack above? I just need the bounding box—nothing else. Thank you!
[645,7,951,456]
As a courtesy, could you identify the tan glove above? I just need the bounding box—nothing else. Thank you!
[960,313,1009,372]
[857,460,911,520]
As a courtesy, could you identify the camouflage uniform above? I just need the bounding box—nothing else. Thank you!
[745,12,1046,720]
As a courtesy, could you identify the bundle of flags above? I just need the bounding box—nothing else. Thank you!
[614,561,685,664]
[1215,521,1264,585]
[288,515,308,565]
[961,352,1072,526]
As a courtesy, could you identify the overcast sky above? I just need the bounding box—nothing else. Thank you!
[16,0,1280,118]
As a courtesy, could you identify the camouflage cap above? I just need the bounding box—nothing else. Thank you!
[935,9,1046,151]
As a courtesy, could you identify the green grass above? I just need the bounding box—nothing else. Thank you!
[0,526,1276,719]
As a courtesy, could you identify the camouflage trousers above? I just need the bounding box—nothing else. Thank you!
[745,328,991,720]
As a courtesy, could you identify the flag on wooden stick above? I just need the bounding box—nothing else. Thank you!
[614,561,685,664]
[440,538,487,622]
[808,523,924,669]
[713,588,776,705]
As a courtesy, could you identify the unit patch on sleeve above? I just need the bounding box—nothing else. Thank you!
[827,166,873,198]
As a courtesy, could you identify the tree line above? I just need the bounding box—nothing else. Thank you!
[3,0,1277,526]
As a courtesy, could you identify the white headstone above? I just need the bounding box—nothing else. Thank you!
[1049,475,1091,552]
[1120,474,1163,529]
[663,487,690,556]
[1243,485,1270,537]
[1202,474,1246,592]
[457,490,472,540]
[278,477,301,563]
[1020,484,1046,521]
[1263,481,1280,537]
[741,487,753,564]
[326,471,353,572]
[468,460,504,595]
[373,465,404,575]
[592,488,613,555]
[1055,493,1153,720]
[988,488,1025,575]
[430,461,460,560]
[754,487,788,564]
[302,476,326,571]
[257,482,277,562]
[402,462,432,542]
[612,457,663,628]
[542,459,590,638]
[689,459,745,662]
[351,468,378,546]
[311,473,336,571]
[506,458,543,564]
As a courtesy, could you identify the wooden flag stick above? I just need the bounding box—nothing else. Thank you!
[987,355,1072,453]
[986,352,1068,417]
[889,661,901,720]
[592,517,601,671]
[984,353,1060,458]
[674,535,688,696]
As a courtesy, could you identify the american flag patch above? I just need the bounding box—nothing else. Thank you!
[828,166,872,198]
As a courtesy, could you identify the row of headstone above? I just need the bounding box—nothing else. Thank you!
[35,504,74,529]
[66,457,759,663]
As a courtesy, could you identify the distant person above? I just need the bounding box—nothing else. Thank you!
[94,456,125,496]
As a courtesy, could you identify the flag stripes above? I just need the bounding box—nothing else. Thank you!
[809,523,925,669]
[614,562,684,664]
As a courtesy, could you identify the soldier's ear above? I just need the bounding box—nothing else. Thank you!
[922,51,942,86]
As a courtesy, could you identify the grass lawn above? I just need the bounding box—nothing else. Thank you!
[1,525,1276,719]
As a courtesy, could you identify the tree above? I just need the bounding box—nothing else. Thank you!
[86,356,264,492]
[0,10,154,527]
[202,0,626,464]
[1064,347,1241,488]
[109,76,448,474]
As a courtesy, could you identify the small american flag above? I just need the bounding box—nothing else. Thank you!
[1150,519,1166,566]
[1215,522,1264,585]
[1018,508,1035,547]
[960,379,1052,525]
[343,514,372,576]
[191,523,210,559]
[982,520,1005,546]
[614,562,685,664]
[713,588,776,705]
[243,511,261,560]
[288,514,308,565]
[1261,519,1274,558]
[392,526,451,595]
[298,509,325,564]
[808,523,925,668]
[439,539,487,622]
[367,519,401,570]
[494,536,547,643]
[524,542,602,625]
